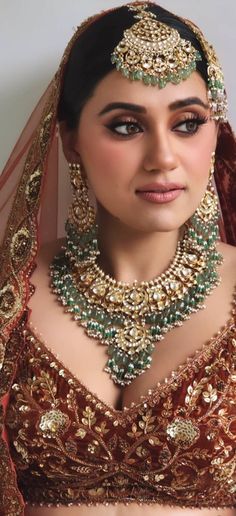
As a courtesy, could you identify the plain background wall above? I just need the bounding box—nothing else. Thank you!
[0,0,235,172]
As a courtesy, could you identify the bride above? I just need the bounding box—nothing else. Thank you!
[0,2,235,515]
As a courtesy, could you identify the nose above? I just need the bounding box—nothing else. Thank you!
[143,129,178,173]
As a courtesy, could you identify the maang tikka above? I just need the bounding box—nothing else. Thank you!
[111,2,228,121]
[50,155,223,386]
[111,3,201,88]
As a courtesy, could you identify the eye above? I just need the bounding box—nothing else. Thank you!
[107,120,143,136]
[173,116,208,135]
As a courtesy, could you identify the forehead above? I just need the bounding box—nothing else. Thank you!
[89,69,208,110]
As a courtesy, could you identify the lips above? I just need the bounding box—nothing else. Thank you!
[136,182,185,193]
[136,182,185,205]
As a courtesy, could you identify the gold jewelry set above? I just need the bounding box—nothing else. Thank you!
[50,3,225,386]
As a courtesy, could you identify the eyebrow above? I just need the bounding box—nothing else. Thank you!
[169,97,209,111]
[99,102,146,115]
[98,97,209,116]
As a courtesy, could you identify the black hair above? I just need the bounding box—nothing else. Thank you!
[57,3,208,129]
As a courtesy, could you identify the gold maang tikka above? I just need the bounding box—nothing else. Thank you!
[111,3,201,88]
[111,3,227,122]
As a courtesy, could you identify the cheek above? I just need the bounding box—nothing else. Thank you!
[182,131,215,187]
[78,129,140,190]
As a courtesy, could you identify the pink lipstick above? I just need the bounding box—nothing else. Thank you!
[136,182,185,204]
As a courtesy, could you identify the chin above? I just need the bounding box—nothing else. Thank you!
[121,216,185,234]
[126,206,196,234]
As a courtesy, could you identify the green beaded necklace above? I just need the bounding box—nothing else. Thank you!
[50,202,223,386]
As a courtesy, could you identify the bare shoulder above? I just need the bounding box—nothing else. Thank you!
[218,241,236,263]
[38,237,65,267]
[30,238,65,287]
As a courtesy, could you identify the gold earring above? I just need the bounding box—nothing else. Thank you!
[195,152,219,224]
[209,151,215,179]
[68,162,95,233]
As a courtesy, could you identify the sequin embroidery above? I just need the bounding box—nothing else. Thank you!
[4,322,236,509]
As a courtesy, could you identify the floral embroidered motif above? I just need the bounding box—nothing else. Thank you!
[202,383,218,403]
[25,169,42,205]
[3,325,236,509]
[82,406,97,428]
[166,417,200,448]
[39,409,70,437]
[10,227,31,265]
[0,284,19,319]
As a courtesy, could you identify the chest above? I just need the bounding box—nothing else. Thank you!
[26,258,236,410]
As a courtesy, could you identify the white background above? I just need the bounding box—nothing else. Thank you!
[0,0,235,171]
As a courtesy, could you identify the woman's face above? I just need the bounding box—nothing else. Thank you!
[71,70,218,234]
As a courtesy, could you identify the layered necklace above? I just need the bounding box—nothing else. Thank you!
[50,205,223,386]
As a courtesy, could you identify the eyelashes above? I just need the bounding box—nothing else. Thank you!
[173,115,208,134]
[106,115,209,137]
[107,120,142,136]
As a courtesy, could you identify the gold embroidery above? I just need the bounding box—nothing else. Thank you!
[202,383,218,403]
[0,69,59,345]
[39,112,53,153]
[166,417,200,448]
[13,440,29,463]
[210,457,235,482]
[88,487,105,498]
[76,428,87,439]
[138,409,156,434]
[81,406,97,428]
[0,341,5,371]
[94,421,110,435]
[4,326,235,508]
[0,325,26,514]
[0,284,19,319]
[185,378,208,406]
[0,439,24,515]
[39,409,70,436]
[25,169,42,205]
[10,227,31,265]
[0,317,26,397]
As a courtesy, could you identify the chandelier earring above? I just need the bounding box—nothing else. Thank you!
[196,151,218,224]
[68,161,96,233]
[66,162,98,269]
[184,151,221,257]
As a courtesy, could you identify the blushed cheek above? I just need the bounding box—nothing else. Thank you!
[79,136,140,195]
[199,146,213,179]
[186,129,216,186]
[78,142,122,196]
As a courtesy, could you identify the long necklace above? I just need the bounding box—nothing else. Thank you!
[50,209,223,386]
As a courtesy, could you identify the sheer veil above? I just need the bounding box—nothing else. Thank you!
[0,20,94,514]
[0,6,236,514]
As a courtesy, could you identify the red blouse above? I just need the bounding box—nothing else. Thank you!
[3,310,236,511]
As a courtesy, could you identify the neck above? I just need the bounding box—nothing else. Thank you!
[97,215,182,284]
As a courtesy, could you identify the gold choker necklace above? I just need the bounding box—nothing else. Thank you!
[50,214,223,386]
